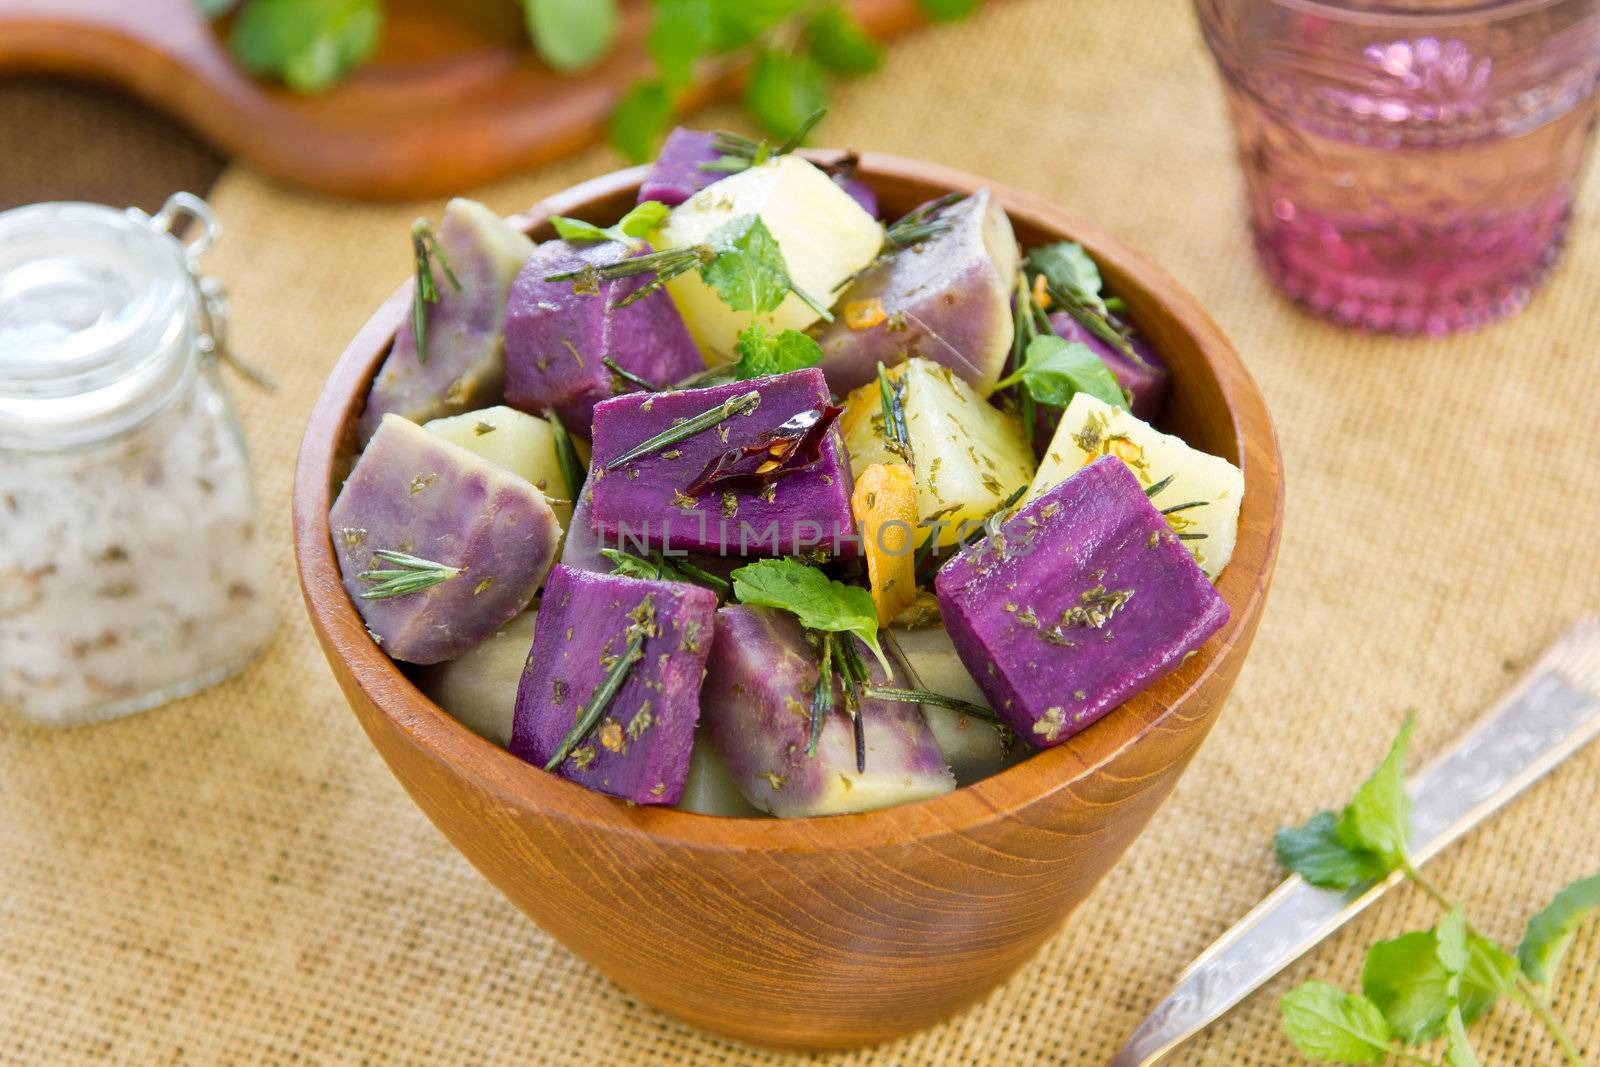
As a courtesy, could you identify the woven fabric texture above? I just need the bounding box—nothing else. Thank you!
[3,1,1599,1063]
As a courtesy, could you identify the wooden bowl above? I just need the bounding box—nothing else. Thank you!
[292,155,1283,1050]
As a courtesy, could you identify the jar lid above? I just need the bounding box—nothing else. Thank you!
[0,198,206,451]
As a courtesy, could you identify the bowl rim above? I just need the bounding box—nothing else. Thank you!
[293,152,1283,854]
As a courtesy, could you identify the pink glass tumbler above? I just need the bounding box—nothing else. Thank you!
[1195,0,1600,334]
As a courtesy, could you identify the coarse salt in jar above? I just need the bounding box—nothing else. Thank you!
[0,193,276,727]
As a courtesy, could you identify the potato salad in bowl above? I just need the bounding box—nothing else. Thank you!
[324,118,1244,820]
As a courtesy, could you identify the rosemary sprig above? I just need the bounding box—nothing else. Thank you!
[545,408,587,499]
[603,356,663,393]
[599,548,732,599]
[543,596,655,771]
[410,219,461,365]
[697,107,828,174]
[876,363,913,464]
[357,549,460,600]
[914,483,1027,582]
[1160,500,1208,516]
[861,685,1004,723]
[546,245,716,306]
[606,390,761,470]
[808,631,835,757]
[884,192,962,250]
[1143,473,1176,499]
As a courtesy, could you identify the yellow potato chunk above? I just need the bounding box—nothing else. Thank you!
[1028,392,1244,579]
[841,358,1035,547]
[851,463,919,625]
[423,406,573,530]
[652,155,883,362]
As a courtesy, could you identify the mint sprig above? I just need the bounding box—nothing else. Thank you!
[550,200,670,249]
[1275,714,1594,1066]
[730,324,822,380]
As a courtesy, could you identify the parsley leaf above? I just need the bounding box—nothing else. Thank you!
[745,50,828,141]
[730,558,889,674]
[731,324,822,380]
[1336,713,1416,871]
[524,0,618,72]
[608,79,674,163]
[1275,810,1390,891]
[1026,241,1107,315]
[1518,871,1600,986]
[1006,335,1125,409]
[1279,982,1393,1065]
[807,4,882,74]
[229,0,383,94]
[551,200,670,248]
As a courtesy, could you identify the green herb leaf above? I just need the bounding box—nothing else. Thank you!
[1275,810,1390,891]
[1518,871,1600,986]
[1460,933,1518,1023]
[1444,1003,1480,1067]
[524,0,619,72]
[599,549,731,598]
[731,323,822,380]
[916,0,979,20]
[745,50,828,142]
[1026,241,1106,315]
[711,0,809,52]
[700,214,830,319]
[1000,335,1125,409]
[807,4,882,74]
[1361,928,1452,1044]
[1336,713,1416,871]
[229,0,383,94]
[356,549,460,600]
[545,408,586,499]
[730,558,889,675]
[646,0,712,88]
[1436,908,1470,974]
[552,200,671,248]
[608,79,674,163]
[1279,982,1393,1065]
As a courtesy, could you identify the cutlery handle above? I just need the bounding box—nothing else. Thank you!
[1108,616,1600,1067]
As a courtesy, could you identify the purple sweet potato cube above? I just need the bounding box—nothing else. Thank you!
[934,456,1228,748]
[330,414,560,664]
[837,176,878,219]
[1047,311,1168,421]
[508,565,716,804]
[588,368,856,557]
[503,239,704,433]
[700,605,954,817]
[637,127,722,207]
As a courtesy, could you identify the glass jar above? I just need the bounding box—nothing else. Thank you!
[0,193,277,727]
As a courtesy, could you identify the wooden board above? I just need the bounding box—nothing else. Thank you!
[0,0,933,200]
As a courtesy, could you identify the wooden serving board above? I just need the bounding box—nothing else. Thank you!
[0,0,932,200]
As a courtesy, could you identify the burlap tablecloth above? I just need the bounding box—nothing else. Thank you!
[4,1,1598,1062]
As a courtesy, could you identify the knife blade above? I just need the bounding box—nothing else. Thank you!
[1108,615,1600,1067]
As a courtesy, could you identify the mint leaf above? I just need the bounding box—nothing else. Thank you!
[524,0,618,72]
[1436,908,1470,973]
[1276,810,1390,890]
[229,0,383,94]
[1336,713,1416,871]
[1016,335,1125,409]
[917,0,979,20]
[1444,1003,1480,1067]
[807,4,882,74]
[745,50,828,141]
[646,0,712,88]
[1026,241,1106,315]
[1460,933,1517,1024]
[731,558,888,674]
[732,324,822,380]
[1279,983,1392,1064]
[551,200,670,248]
[1518,871,1600,986]
[701,214,794,315]
[710,0,807,51]
[609,79,673,163]
[1361,928,1452,1043]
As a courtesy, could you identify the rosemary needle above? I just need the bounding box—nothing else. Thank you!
[606,390,761,470]
[544,597,654,771]
[603,356,663,393]
[1143,473,1176,499]
[545,408,587,499]
[861,686,1006,725]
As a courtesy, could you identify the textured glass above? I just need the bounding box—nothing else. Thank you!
[1196,0,1600,334]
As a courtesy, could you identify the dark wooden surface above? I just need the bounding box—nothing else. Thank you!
[293,156,1284,1049]
[0,0,935,201]
[0,76,224,211]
